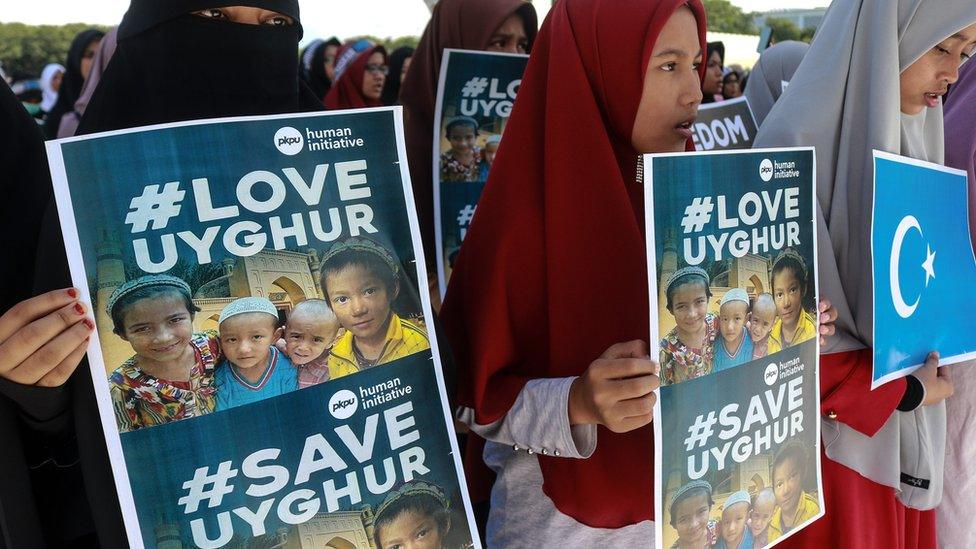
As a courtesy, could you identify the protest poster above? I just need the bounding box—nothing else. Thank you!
[871,150,976,388]
[46,108,478,549]
[692,97,759,152]
[432,48,528,297]
[644,148,823,549]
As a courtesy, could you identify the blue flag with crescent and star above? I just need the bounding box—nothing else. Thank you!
[872,150,976,388]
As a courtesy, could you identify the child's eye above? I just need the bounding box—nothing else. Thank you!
[314,337,325,343]
[364,287,377,295]
[415,526,430,539]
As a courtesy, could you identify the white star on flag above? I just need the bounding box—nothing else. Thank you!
[922,245,936,287]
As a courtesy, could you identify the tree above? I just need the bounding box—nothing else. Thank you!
[0,22,111,80]
[703,0,756,35]
[764,17,805,43]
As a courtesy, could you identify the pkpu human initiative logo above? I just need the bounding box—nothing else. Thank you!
[274,126,304,155]
[328,389,359,420]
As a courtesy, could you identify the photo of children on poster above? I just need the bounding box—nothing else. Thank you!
[46,109,477,549]
[431,49,528,297]
[644,148,823,549]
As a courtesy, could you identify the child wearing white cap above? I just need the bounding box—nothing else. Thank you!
[713,288,753,372]
[716,490,753,549]
[215,296,297,410]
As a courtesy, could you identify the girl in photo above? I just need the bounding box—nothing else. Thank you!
[440,116,483,183]
[107,274,218,432]
[660,266,717,384]
[669,480,718,549]
[373,481,468,549]
[768,249,816,352]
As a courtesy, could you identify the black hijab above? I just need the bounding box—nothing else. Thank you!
[43,29,104,140]
[301,36,341,101]
[78,0,321,135]
[702,40,725,104]
[382,45,415,106]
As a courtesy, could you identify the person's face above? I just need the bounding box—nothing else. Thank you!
[448,125,477,154]
[120,294,193,364]
[400,56,412,84]
[773,267,803,326]
[703,50,724,95]
[748,497,775,536]
[377,509,445,549]
[748,304,776,342]
[673,492,711,543]
[285,313,338,365]
[324,44,339,80]
[326,264,397,344]
[486,13,529,54]
[219,313,277,370]
[80,38,101,82]
[363,51,387,100]
[484,142,499,164]
[670,281,709,335]
[719,301,748,344]
[193,6,294,26]
[773,457,803,512]
[50,70,63,93]
[900,24,976,115]
[723,74,741,98]
[720,502,749,544]
[632,6,702,153]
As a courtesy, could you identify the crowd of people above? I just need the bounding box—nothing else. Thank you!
[2,0,976,547]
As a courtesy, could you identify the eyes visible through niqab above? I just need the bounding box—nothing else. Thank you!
[193,7,295,26]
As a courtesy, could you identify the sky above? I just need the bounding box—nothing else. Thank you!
[4,1,832,43]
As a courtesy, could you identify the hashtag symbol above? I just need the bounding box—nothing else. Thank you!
[457,204,477,227]
[684,411,717,451]
[177,461,239,514]
[461,77,489,98]
[124,182,185,233]
[680,197,714,234]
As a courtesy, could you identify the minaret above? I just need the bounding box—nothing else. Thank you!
[95,229,126,334]
[658,227,679,309]
[307,248,324,299]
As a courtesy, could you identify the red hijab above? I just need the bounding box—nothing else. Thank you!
[442,0,706,529]
[400,0,538,268]
[323,44,386,110]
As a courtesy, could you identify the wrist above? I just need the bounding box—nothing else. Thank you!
[567,377,594,426]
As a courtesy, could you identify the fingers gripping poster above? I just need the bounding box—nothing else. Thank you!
[644,148,823,549]
[432,49,528,298]
[47,108,478,549]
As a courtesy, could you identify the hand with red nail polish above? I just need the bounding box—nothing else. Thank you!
[0,288,93,387]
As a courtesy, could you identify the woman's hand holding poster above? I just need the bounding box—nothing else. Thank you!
[644,148,823,549]
[432,49,528,297]
[46,109,478,549]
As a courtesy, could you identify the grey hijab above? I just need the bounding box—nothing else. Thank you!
[745,40,808,127]
[754,0,976,510]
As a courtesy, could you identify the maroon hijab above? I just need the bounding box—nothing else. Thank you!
[400,0,538,269]
[323,44,386,110]
[443,0,706,528]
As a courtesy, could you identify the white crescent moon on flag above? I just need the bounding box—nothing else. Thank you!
[890,215,922,319]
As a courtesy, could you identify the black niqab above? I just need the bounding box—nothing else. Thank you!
[79,1,320,135]
[43,29,104,140]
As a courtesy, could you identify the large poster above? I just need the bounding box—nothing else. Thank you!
[645,148,823,549]
[47,108,478,549]
[432,48,528,298]
[691,97,759,152]
[871,150,976,388]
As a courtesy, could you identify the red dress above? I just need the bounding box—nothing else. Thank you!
[776,349,936,549]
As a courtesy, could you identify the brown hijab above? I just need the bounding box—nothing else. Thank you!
[400,0,537,270]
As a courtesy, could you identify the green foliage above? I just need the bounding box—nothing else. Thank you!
[764,17,815,44]
[0,22,111,80]
[703,0,756,35]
